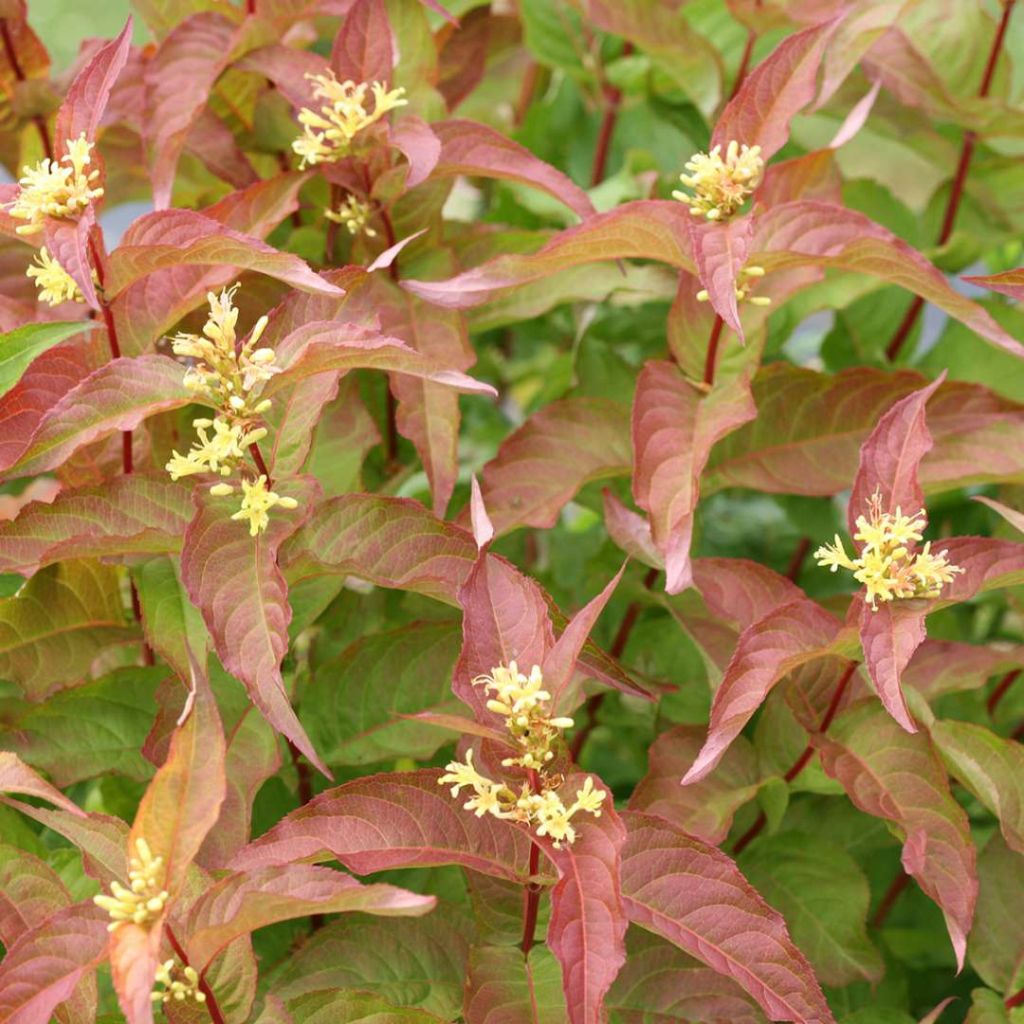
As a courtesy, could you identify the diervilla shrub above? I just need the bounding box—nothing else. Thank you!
[0,2,1023,1024]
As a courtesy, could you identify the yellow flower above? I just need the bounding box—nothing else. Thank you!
[230,474,299,536]
[673,140,763,221]
[151,960,206,1005]
[325,195,378,237]
[815,491,963,609]
[93,838,169,932]
[6,133,104,235]
[696,265,771,307]
[292,72,407,167]
[26,247,84,305]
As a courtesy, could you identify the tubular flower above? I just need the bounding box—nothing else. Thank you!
[438,663,606,848]
[673,141,763,221]
[26,247,87,305]
[696,265,771,307]
[292,73,407,167]
[325,195,378,237]
[815,491,964,610]
[92,838,168,932]
[6,133,104,235]
[165,286,297,533]
[151,960,206,1006]
[230,474,299,537]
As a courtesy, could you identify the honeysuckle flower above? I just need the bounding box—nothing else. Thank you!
[325,195,378,237]
[6,133,104,235]
[673,140,763,221]
[93,838,168,932]
[292,72,407,167]
[26,247,87,305]
[438,663,603,847]
[696,265,771,307]
[230,474,299,537]
[165,417,253,480]
[151,960,206,1005]
[815,491,963,609]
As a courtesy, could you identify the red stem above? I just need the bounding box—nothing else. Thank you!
[521,769,543,954]
[514,61,541,127]
[785,536,812,582]
[590,43,633,186]
[0,18,52,161]
[1006,985,1024,1010]
[987,669,1020,715]
[729,29,757,101]
[165,924,226,1024]
[248,442,273,488]
[871,870,911,929]
[732,662,857,855]
[885,0,1016,361]
[703,316,725,386]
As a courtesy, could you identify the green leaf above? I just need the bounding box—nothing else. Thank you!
[5,666,165,786]
[301,620,462,766]
[738,832,884,988]
[0,321,94,402]
[285,989,448,1023]
[969,835,1024,995]
[465,944,567,1024]
[0,560,137,699]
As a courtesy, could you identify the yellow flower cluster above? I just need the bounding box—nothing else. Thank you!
[292,73,407,167]
[815,491,963,610]
[325,195,377,237]
[151,960,206,1006]
[93,838,168,932]
[6,134,104,235]
[696,265,771,307]
[165,286,297,535]
[438,662,606,848]
[26,247,86,306]
[673,141,763,221]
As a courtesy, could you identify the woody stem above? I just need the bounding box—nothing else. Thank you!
[521,768,543,955]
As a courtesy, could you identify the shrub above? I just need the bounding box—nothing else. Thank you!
[0,2,1023,1022]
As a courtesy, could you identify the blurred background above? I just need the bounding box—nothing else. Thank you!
[30,1,145,69]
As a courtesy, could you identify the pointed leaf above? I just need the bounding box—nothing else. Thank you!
[0,475,192,575]
[542,566,623,705]
[4,355,190,479]
[713,18,840,160]
[41,216,98,311]
[181,476,325,773]
[404,201,695,309]
[331,0,394,83]
[0,903,108,1024]
[816,701,977,969]
[104,211,344,299]
[145,12,239,209]
[964,268,1024,302]
[54,18,133,152]
[932,720,1024,854]
[848,375,944,535]
[230,769,535,882]
[431,119,595,220]
[754,202,1024,360]
[472,397,631,537]
[629,726,760,845]
[129,665,226,897]
[108,921,161,1024]
[464,945,567,1024]
[0,752,83,816]
[620,811,835,1023]
[858,601,926,733]
[540,787,627,1024]
[632,360,756,593]
[0,322,95,402]
[0,560,136,700]
[184,864,434,970]
[689,218,753,339]
[704,365,1024,497]
[682,599,841,784]
[974,496,1024,535]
